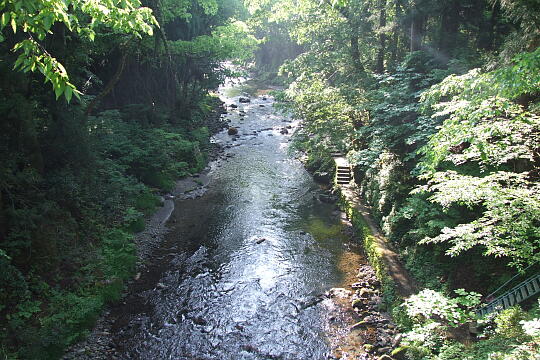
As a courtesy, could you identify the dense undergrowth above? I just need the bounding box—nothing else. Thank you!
[248,0,540,358]
[2,0,540,357]
[0,97,216,359]
[0,0,258,357]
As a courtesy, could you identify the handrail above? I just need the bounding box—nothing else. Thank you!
[483,264,535,300]
[477,273,540,317]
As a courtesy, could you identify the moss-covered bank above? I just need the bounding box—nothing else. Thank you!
[336,186,419,316]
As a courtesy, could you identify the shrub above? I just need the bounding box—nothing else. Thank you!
[494,307,528,339]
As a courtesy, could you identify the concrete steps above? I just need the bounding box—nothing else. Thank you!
[334,157,352,185]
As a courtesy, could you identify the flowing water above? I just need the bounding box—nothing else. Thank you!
[111,79,364,359]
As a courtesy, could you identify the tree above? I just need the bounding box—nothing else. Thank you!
[0,0,157,101]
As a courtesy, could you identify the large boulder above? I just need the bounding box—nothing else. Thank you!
[313,171,331,184]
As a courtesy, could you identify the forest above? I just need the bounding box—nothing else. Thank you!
[1,0,539,359]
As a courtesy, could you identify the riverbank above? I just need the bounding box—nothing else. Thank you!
[300,172,408,359]
[64,78,405,360]
[61,100,228,360]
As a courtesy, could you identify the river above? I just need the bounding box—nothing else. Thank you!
[109,79,366,359]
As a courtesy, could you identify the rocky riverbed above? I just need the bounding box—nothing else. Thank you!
[63,78,402,360]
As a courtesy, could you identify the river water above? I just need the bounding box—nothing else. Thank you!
[111,79,364,359]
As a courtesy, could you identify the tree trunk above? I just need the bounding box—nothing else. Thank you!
[86,49,129,116]
[327,1,366,74]
[389,0,403,69]
[350,27,364,73]
[0,190,5,243]
[439,0,460,55]
[410,19,421,52]
[410,5,423,52]
[343,10,365,74]
[376,0,387,73]
[478,2,500,50]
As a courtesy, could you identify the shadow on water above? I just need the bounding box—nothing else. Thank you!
[111,78,365,360]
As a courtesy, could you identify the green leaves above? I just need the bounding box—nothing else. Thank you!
[418,172,540,268]
[1,0,158,101]
[404,288,481,327]
[415,49,540,269]
[285,76,359,155]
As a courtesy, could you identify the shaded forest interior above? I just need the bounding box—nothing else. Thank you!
[1,0,540,358]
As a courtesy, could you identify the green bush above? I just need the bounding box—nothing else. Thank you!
[102,229,136,280]
[191,127,210,149]
[135,191,162,215]
[495,307,527,339]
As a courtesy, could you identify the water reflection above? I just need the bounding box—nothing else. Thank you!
[113,80,362,359]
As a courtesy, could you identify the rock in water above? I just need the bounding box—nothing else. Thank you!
[313,171,330,184]
[239,97,251,103]
[327,287,352,299]
[228,127,238,135]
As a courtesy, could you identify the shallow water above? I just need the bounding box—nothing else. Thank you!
[111,79,363,360]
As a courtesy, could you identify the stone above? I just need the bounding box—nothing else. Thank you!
[239,97,251,103]
[390,347,407,360]
[359,288,375,298]
[313,171,330,184]
[392,334,402,347]
[351,298,366,309]
[350,320,369,330]
[327,287,352,299]
[371,295,383,306]
[318,194,337,204]
[363,344,375,353]
[229,103,238,108]
[228,127,238,135]
[280,128,289,134]
[192,317,207,326]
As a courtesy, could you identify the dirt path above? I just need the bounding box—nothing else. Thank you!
[341,187,418,298]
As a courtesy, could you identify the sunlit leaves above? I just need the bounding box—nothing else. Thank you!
[11,38,80,101]
[404,289,481,327]
[420,177,540,267]
[421,48,540,111]
[416,49,540,268]
[1,0,157,101]
[286,76,357,150]
[168,21,258,62]
[419,98,540,173]
[401,289,482,357]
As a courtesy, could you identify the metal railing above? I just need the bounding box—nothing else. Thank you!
[477,273,540,316]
